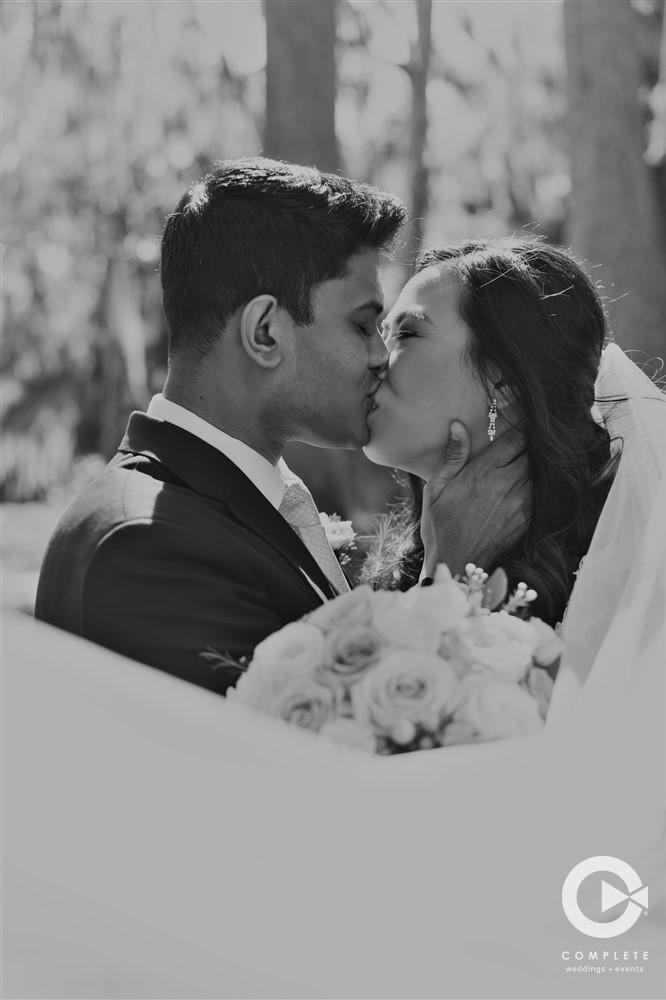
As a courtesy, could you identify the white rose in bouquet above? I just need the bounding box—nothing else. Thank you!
[319,717,377,753]
[371,589,401,611]
[235,670,342,731]
[351,650,460,744]
[249,621,326,677]
[401,569,471,635]
[227,561,558,755]
[524,666,555,720]
[325,625,383,682]
[231,622,330,710]
[306,585,374,635]
[443,674,544,745]
[371,604,443,654]
[371,566,471,654]
[455,611,536,683]
[266,675,342,730]
[529,618,563,667]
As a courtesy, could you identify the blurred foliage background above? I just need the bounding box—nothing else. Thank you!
[2,0,666,605]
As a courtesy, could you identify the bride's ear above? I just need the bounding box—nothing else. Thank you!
[239,295,285,369]
[490,376,516,412]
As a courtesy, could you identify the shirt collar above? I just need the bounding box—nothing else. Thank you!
[147,394,287,509]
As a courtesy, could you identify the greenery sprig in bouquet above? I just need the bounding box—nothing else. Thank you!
[228,565,561,754]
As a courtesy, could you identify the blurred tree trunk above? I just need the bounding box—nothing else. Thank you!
[83,250,150,458]
[263,0,397,538]
[265,0,339,169]
[644,0,666,225]
[407,0,433,254]
[564,0,666,358]
[77,15,150,458]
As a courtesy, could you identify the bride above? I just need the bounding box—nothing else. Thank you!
[363,237,620,630]
[361,237,664,718]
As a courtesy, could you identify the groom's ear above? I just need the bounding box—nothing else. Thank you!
[239,295,285,369]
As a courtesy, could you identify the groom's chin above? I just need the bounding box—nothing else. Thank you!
[335,417,372,450]
[295,424,369,450]
[339,431,370,451]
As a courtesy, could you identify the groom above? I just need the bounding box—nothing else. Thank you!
[36,157,527,694]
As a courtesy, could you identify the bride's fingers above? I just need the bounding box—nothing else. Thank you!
[424,421,471,501]
[490,425,526,468]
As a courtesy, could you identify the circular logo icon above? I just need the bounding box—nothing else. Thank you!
[562,856,648,938]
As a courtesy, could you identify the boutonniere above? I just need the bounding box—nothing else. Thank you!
[319,512,357,567]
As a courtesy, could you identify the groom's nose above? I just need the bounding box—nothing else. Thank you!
[368,327,389,374]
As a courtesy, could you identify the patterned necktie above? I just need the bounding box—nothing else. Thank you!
[279,480,350,596]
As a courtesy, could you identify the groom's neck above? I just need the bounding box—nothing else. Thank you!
[162,373,283,467]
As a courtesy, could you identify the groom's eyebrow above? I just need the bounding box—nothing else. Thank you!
[350,299,384,322]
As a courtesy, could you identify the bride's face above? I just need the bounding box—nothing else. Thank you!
[364,266,490,478]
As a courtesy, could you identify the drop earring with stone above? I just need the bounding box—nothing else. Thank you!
[487,398,498,442]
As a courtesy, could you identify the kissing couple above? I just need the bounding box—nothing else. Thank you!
[36,157,664,704]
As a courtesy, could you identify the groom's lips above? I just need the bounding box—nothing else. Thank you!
[367,380,385,415]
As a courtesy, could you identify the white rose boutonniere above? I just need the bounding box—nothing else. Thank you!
[319,512,357,567]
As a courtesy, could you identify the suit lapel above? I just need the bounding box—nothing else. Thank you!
[118,413,339,602]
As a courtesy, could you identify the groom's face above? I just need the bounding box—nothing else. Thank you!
[289,251,388,449]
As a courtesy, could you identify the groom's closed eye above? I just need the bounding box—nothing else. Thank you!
[351,303,384,338]
[356,320,382,338]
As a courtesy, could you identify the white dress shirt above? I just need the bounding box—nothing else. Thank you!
[146,394,289,509]
[146,395,339,601]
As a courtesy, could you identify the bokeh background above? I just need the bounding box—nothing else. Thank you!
[2,0,666,611]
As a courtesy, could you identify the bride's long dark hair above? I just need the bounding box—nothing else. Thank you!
[361,237,619,627]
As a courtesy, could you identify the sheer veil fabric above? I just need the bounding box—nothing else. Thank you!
[548,343,666,725]
[3,346,665,998]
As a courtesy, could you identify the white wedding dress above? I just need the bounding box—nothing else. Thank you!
[3,347,664,999]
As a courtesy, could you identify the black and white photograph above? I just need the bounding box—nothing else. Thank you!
[2,1,665,997]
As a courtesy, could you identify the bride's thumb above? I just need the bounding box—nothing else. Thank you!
[427,421,471,492]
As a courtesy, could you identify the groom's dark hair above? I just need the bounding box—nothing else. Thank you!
[160,157,407,358]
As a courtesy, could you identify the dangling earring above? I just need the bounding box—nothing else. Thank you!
[487,398,498,442]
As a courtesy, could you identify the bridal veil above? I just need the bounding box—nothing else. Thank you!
[3,347,664,998]
[548,342,666,724]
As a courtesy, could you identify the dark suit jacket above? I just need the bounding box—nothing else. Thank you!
[35,413,339,694]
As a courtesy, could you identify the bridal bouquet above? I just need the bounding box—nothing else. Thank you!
[228,565,562,755]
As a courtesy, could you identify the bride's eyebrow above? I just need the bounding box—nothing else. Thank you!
[387,309,433,328]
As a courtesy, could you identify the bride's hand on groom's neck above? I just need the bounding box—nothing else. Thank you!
[420,422,530,579]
